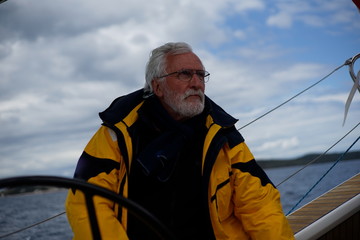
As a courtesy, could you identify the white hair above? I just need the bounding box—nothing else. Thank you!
[144,42,193,93]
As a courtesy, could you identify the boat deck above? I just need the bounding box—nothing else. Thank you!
[287,173,360,239]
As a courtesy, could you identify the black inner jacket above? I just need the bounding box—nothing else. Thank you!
[126,96,212,240]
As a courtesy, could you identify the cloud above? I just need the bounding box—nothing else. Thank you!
[267,12,293,28]
[0,0,359,178]
[233,0,265,12]
[0,0,253,178]
[270,63,326,83]
[256,137,300,152]
[266,0,356,29]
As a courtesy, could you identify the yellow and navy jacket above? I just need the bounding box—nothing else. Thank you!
[65,89,294,239]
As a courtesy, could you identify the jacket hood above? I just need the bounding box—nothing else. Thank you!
[99,89,144,125]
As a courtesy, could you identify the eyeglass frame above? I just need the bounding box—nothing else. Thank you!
[157,69,210,83]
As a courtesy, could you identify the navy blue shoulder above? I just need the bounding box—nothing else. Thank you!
[74,151,120,182]
[232,160,275,187]
[223,127,244,149]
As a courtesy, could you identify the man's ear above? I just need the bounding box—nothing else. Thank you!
[151,79,164,97]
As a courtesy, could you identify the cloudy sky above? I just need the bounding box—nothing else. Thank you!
[1,0,359,178]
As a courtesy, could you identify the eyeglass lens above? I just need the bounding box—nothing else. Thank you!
[178,70,209,82]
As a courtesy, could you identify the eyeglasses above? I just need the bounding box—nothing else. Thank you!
[157,69,210,83]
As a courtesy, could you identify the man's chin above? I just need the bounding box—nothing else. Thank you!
[186,95,202,101]
[186,102,204,115]
[184,96,204,106]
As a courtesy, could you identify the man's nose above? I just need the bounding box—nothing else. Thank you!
[189,73,205,88]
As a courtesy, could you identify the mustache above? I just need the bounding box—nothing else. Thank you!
[183,89,205,101]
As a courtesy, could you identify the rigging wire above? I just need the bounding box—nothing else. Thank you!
[286,135,360,215]
[276,121,360,188]
[235,53,360,215]
[0,212,66,239]
[238,61,348,131]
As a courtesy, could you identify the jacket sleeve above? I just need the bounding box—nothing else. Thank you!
[65,126,129,240]
[231,142,294,239]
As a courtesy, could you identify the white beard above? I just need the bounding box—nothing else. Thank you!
[163,87,205,119]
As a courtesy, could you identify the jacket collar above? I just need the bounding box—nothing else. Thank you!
[99,89,144,125]
[99,88,238,128]
[205,96,238,128]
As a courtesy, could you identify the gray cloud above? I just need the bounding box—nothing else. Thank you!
[0,0,359,178]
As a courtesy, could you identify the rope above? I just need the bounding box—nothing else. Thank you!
[286,135,360,215]
[0,212,66,239]
[276,121,360,187]
[238,61,347,130]
[343,69,360,125]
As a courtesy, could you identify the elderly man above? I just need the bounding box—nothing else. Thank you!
[65,42,294,239]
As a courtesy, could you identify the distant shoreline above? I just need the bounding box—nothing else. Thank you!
[1,151,359,196]
[0,186,66,197]
[257,151,360,169]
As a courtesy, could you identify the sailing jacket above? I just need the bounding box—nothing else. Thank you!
[65,89,294,240]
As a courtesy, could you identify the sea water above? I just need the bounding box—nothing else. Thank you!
[0,159,359,239]
[265,159,360,214]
